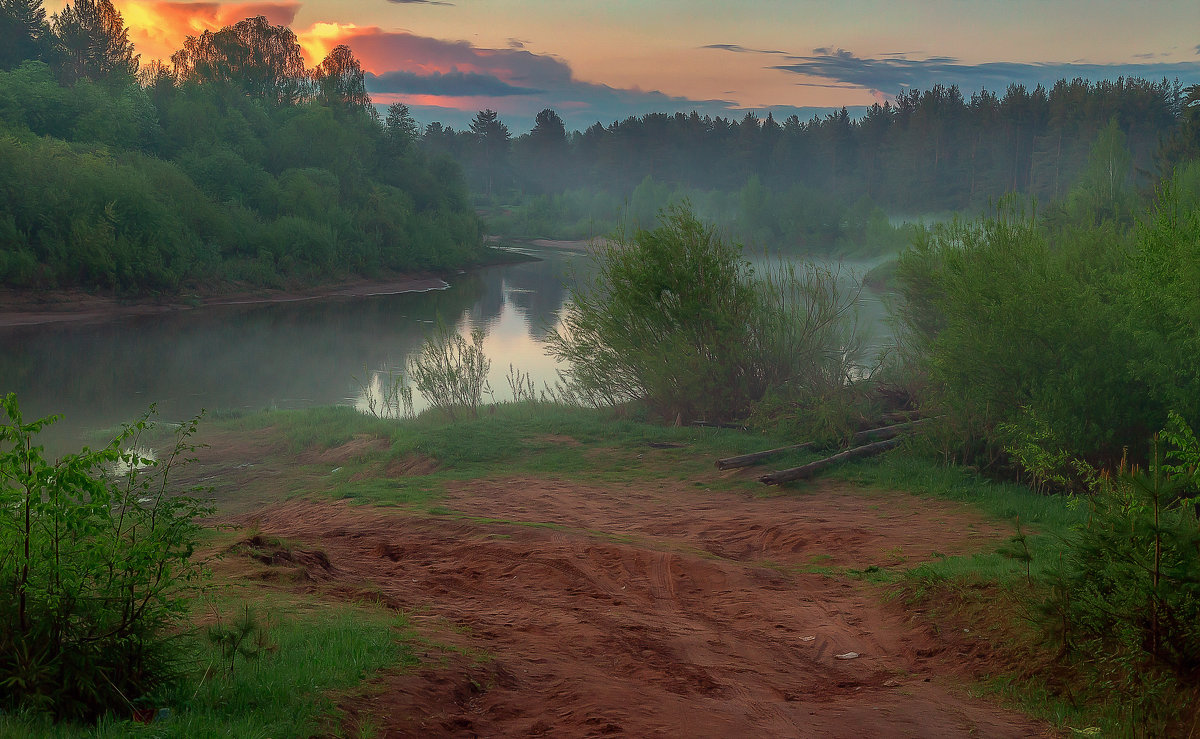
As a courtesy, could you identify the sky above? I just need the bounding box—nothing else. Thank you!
[47,0,1200,132]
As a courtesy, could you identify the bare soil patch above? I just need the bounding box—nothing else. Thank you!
[386,453,441,477]
[221,479,1048,738]
[299,435,392,466]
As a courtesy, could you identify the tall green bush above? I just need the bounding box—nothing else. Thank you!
[547,205,861,423]
[892,192,1200,475]
[0,395,211,720]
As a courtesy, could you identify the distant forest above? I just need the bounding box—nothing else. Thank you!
[0,1,481,294]
[3,0,1199,287]
[430,79,1200,250]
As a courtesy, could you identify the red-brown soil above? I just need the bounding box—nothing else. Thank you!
[222,477,1051,738]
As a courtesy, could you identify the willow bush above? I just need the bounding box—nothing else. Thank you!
[546,204,861,424]
[894,175,1200,478]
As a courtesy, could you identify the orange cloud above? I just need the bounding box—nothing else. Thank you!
[111,1,301,62]
[294,23,529,80]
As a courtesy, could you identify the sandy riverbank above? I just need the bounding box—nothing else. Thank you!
[0,275,451,328]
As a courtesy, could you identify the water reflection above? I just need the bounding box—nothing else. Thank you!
[1,246,889,457]
[0,248,587,455]
[353,250,588,417]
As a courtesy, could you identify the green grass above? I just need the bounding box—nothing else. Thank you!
[832,451,1087,583]
[201,402,822,508]
[0,596,417,739]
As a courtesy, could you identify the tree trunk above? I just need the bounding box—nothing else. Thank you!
[759,437,901,485]
[717,442,814,470]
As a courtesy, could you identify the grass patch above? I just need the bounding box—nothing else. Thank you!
[832,451,1086,583]
[198,402,819,508]
[0,595,416,738]
[215,406,400,454]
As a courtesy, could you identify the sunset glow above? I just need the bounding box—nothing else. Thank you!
[44,0,1200,131]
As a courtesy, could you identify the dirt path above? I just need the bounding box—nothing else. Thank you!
[225,479,1047,738]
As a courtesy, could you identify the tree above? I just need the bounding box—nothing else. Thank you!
[51,0,137,83]
[469,108,511,196]
[171,16,308,106]
[522,107,568,191]
[1159,83,1200,169]
[0,0,52,69]
[547,204,860,423]
[385,101,418,153]
[1,396,211,719]
[529,107,567,152]
[313,44,370,110]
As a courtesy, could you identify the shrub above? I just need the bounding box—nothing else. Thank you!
[407,323,493,421]
[546,204,861,424]
[0,395,211,720]
[1043,414,1200,730]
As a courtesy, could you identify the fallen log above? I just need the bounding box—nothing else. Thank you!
[759,437,901,485]
[716,442,815,470]
[880,410,921,425]
[852,418,927,443]
[718,419,926,471]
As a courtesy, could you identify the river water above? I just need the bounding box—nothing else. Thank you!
[0,247,891,455]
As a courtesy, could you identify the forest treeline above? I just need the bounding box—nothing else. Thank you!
[431,79,1199,249]
[0,1,481,293]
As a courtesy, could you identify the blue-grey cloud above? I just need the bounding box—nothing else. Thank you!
[348,27,848,132]
[386,0,453,5]
[702,43,786,55]
[366,70,541,97]
[772,48,1200,95]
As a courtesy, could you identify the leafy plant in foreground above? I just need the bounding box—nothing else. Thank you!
[1044,415,1200,732]
[0,394,211,720]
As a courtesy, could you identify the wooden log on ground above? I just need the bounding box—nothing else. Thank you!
[716,442,815,470]
[852,418,927,443]
[880,410,921,424]
[759,437,902,485]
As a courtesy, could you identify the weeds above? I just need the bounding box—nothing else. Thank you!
[206,606,275,676]
[356,365,415,420]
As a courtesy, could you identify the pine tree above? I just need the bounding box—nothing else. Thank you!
[52,0,137,83]
[0,0,52,69]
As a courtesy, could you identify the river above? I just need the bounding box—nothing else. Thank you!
[0,247,891,455]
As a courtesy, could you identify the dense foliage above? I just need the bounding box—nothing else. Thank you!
[0,395,210,719]
[0,5,481,293]
[1050,425,1200,718]
[547,205,861,423]
[886,95,1200,485]
[894,157,1200,481]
